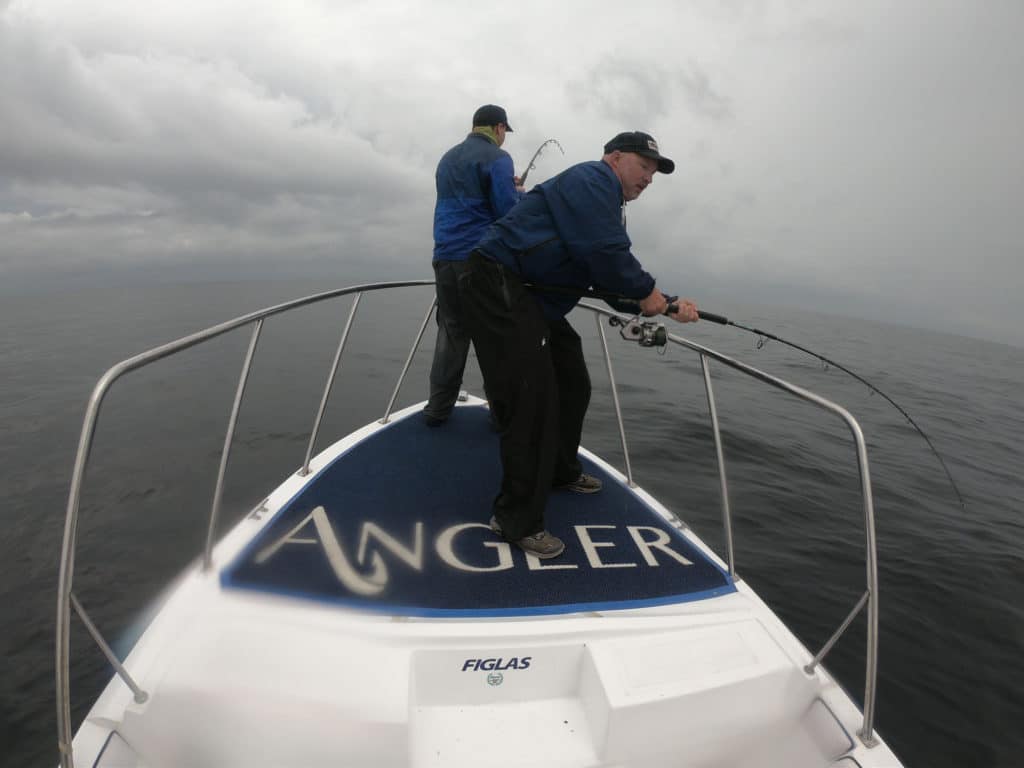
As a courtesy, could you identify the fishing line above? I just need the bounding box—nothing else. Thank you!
[522,279,967,512]
[519,139,564,186]
[693,309,967,513]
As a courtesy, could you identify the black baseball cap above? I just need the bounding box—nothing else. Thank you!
[472,104,513,132]
[603,131,674,174]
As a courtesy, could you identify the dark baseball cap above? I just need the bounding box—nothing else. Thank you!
[603,131,674,174]
[472,104,513,132]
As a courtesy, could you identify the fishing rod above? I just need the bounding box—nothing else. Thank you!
[526,280,967,512]
[689,308,967,513]
[519,139,564,186]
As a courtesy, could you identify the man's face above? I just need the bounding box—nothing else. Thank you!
[610,151,658,201]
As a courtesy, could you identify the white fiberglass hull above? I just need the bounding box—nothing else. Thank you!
[69,400,902,768]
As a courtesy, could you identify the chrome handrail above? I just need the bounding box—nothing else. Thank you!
[700,353,736,579]
[57,284,882,766]
[583,301,880,745]
[594,314,634,486]
[300,293,362,477]
[381,297,437,424]
[56,280,432,767]
[204,319,263,571]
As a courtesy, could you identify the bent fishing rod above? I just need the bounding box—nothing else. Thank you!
[525,280,967,513]
[519,139,564,186]
[688,308,966,514]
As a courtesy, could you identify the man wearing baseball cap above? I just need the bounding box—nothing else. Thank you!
[603,130,676,174]
[424,104,523,427]
[460,130,699,559]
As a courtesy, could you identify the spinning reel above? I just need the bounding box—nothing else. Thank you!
[609,315,668,348]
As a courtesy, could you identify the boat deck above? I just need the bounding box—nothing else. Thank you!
[222,402,735,616]
[58,285,903,767]
[68,404,903,768]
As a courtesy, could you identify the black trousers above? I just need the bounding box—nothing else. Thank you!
[425,260,473,420]
[460,252,590,540]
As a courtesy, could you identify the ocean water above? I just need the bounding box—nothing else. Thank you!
[1,277,1021,767]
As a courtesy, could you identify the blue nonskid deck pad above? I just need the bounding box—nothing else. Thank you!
[222,405,735,616]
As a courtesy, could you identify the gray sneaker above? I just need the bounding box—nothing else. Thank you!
[489,516,565,559]
[555,473,603,494]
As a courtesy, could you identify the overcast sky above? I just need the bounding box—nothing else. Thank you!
[2,0,1022,346]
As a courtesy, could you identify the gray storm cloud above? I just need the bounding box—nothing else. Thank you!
[0,6,433,275]
[1,1,1022,346]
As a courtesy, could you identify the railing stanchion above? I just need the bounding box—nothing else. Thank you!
[382,297,436,424]
[700,354,735,577]
[204,319,263,570]
[595,315,634,486]
[851,420,880,747]
[301,294,362,476]
[70,593,148,703]
[56,372,112,768]
[805,590,869,675]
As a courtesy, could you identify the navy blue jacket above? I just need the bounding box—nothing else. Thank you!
[475,160,657,318]
[433,132,522,262]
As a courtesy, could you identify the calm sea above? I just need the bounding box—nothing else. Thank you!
[1,278,1021,767]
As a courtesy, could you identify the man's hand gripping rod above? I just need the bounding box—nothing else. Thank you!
[613,299,725,348]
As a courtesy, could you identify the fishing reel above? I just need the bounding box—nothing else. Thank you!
[609,316,668,348]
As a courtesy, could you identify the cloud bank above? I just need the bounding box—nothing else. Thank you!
[1,0,1022,345]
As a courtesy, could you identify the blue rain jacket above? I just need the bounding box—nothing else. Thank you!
[475,160,657,319]
[433,133,522,262]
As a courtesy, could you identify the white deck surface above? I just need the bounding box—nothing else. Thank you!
[69,402,903,767]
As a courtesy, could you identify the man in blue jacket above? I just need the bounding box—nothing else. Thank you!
[424,104,523,426]
[462,131,700,559]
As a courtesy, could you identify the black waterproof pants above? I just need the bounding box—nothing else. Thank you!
[425,260,473,421]
[460,252,590,540]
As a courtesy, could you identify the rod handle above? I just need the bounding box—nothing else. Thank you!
[697,310,729,325]
[665,304,728,324]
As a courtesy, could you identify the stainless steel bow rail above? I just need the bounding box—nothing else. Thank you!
[56,283,882,766]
